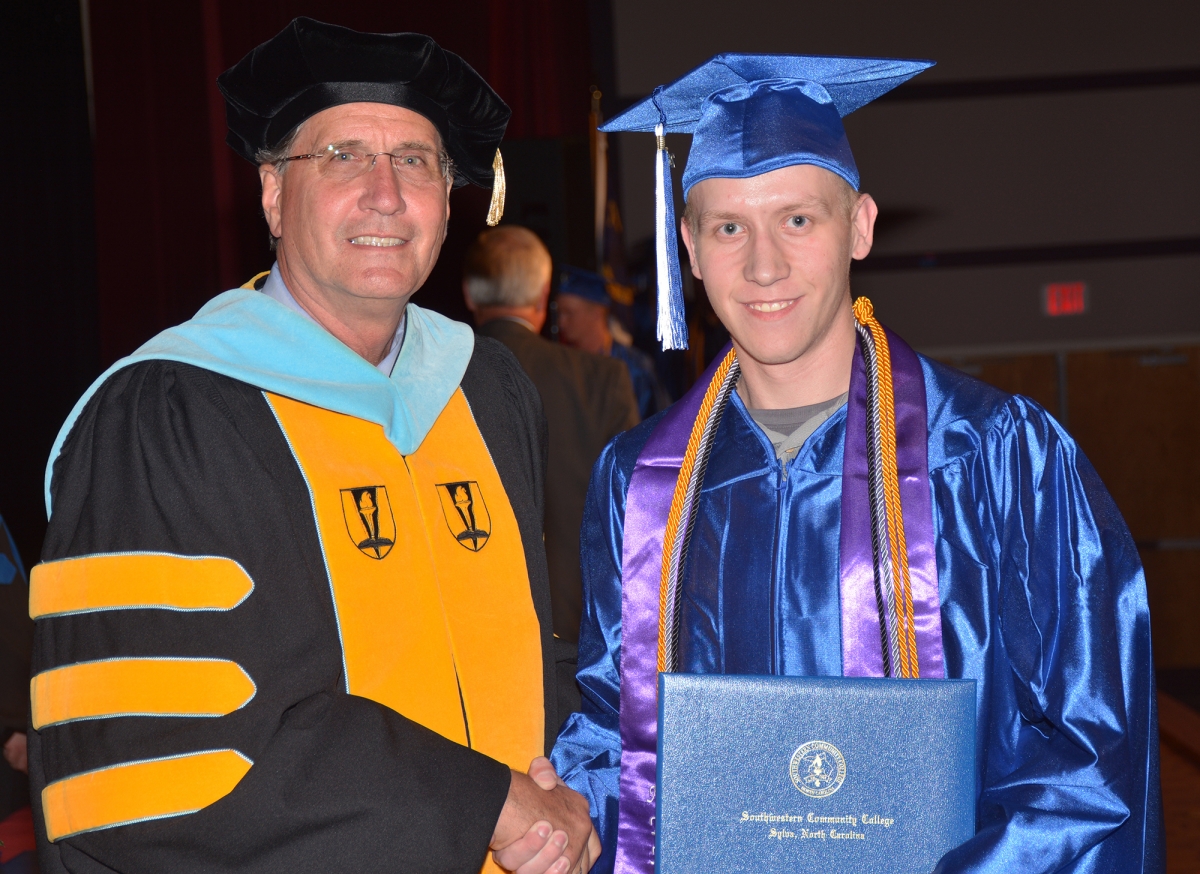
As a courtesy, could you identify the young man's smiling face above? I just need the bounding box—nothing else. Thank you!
[681,163,877,385]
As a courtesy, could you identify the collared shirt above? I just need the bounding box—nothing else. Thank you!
[261,264,406,376]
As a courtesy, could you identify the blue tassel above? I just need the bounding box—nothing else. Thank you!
[653,112,688,350]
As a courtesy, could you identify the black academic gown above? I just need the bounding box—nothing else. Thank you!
[31,336,563,874]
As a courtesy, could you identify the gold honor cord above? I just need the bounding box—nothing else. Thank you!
[657,348,738,674]
[853,297,919,678]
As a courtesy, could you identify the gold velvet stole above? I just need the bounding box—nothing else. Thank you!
[269,389,542,873]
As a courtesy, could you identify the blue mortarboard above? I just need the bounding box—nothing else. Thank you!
[601,54,933,349]
[558,267,613,307]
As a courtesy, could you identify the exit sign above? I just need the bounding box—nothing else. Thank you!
[1044,282,1088,316]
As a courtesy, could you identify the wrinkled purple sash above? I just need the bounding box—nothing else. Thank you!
[839,327,944,679]
[615,351,724,874]
[614,333,942,874]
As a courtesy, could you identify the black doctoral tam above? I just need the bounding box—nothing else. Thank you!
[217,17,509,189]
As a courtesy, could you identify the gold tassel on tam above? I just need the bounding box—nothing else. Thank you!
[486,149,506,226]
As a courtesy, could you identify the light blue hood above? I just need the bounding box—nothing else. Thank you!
[45,285,474,516]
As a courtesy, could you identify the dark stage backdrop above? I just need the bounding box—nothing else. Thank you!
[0,1,98,566]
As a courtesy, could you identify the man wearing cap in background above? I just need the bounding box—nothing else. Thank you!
[463,227,639,662]
[28,18,597,874]
[556,267,669,421]
[552,55,1161,872]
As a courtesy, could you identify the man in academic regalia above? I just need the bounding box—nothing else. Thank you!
[28,18,598,874]
[550,55,1162,873]
[555,267,669,421]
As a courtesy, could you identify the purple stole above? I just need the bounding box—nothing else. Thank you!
[614,330,943,874]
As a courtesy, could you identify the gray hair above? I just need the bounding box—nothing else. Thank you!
[254,125,302,170]
[463,226,551,308]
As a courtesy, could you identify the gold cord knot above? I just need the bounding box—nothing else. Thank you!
[853,296,875,324]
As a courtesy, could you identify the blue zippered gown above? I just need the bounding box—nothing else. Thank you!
[552,355,1163,873]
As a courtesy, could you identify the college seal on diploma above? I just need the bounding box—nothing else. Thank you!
[789,741,846,798]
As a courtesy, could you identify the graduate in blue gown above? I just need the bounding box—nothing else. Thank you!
[550,54,1162,873]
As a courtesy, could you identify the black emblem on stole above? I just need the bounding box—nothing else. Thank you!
[436,481,491,552]
[340,486,397,559]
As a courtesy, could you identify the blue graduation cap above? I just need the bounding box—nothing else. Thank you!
[602,54,933,350]
[558,266,613,307]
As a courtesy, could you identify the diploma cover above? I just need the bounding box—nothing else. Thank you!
[657,674,976,873]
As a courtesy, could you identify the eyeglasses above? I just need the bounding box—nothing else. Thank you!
[278,144,453,185]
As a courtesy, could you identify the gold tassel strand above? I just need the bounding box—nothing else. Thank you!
[486,149,506,226]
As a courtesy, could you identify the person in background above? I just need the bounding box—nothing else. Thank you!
[0,514,36,874]
[555,267,669,420]
[464,228,639,663]
[29,19,597,874]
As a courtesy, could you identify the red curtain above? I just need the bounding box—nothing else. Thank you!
[487,0,593,139]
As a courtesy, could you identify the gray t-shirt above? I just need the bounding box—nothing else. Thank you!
[747,392,848,461]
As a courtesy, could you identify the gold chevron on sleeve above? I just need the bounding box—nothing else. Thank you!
[31,658,256,729]
[42,749,252,842]
[29,553,254,619]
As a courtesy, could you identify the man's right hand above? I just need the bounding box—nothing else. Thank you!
[491,758,600,874]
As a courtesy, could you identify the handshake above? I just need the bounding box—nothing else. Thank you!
[491,757,602,874]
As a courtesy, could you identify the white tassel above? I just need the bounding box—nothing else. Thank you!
[654,124,688,350]
[654,123,672,347]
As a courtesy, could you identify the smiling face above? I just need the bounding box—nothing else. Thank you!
[681,164,877,400]
[260,102,453,311]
